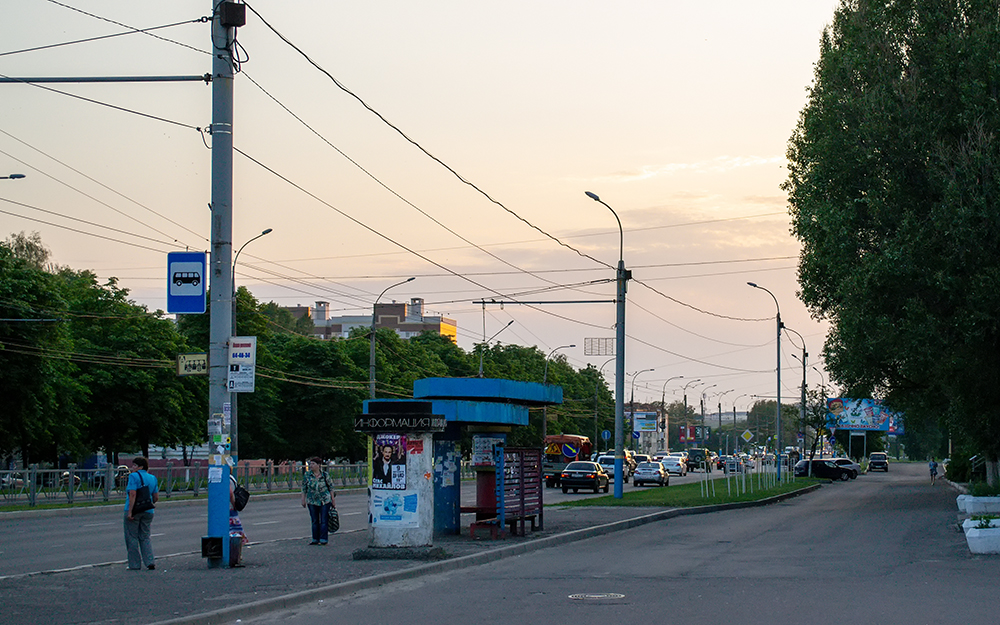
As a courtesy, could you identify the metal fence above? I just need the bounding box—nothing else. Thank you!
[0,460,477,508]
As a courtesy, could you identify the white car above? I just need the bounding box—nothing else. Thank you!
[595,456,630,483]
[662,455,687,476]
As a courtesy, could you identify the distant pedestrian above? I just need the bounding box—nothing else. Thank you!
[929,459,939,485]
[123,456,158,570]
[301,457,335,545]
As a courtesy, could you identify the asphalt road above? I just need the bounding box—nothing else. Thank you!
[241,463,996,625]
[0,471,714,577]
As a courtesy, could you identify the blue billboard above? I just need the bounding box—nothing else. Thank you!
[826,398,903,432]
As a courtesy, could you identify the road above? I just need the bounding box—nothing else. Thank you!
[0,471,713,577]
[241,463,996,624]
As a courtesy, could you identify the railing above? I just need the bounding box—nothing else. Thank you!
[1,460,478,508]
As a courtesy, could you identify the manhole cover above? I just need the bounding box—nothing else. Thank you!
[569,593,625,600]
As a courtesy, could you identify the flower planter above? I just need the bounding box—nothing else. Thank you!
[964,526,1000,554]
[957,494,969,512]
[962,518,1000,532]
[965,496,1000,515]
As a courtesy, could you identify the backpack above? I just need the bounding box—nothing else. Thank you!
[233,480,250,511]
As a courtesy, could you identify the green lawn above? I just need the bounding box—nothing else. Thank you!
[554,477,824,508]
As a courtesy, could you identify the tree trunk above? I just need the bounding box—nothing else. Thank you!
[987,460,998,488]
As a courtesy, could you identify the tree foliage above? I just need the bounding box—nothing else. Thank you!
[785,0,1000,467]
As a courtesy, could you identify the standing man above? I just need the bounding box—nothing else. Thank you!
[124,456,159,570]
[929,458,939,485]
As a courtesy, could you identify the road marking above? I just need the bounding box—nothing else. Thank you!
[83,522,114,527]
[151,533,165,537]
[252,520,280,526]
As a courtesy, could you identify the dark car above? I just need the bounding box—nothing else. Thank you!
[561,461,610,494]
[686,448,713,472]
[868,452,889,472]
[794,459,852,481]
[633,462,669,487]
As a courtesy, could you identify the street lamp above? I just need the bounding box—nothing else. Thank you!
[628,368,655,452]
[716,389,734,430]
[786,326,808,463]
[585,191,630,498]
[230,227,272,462]
[660,375,684,451]
[477,320,514,378]
[733,393,749,452]
[369,277,416,399]
[700,384,717,444]
[542,344,576,442]
[748,281,782,478]
[682,379,702,448]
[1,173,26,180]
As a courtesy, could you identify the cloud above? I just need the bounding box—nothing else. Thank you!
[599,155,785,182]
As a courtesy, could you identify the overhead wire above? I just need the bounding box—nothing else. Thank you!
[0,14,207,58]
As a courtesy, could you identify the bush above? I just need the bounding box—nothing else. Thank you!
[968,481,1000,497]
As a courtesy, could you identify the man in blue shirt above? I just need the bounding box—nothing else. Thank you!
[124,456,159,570]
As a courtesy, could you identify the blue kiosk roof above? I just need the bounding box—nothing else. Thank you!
[413,377,562,406]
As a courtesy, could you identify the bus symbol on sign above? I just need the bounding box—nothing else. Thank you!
[172,271,201,287]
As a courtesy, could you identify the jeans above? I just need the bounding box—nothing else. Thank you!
[307,502,330,543]
[123,510,155,569]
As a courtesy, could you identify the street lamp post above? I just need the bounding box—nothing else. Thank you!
[786,326,808,462]
[682,379,702,448]
[230,228,272,462]
[586,191,630,498]
[369,277,415,399]
[748,281,782,478]
[717,388,734,430]
[659,375,684,452]
[733,393,748,453]
[700,384,717,444]
[628,368,654,452]
[477,320,514,378]
[542,344,576,442]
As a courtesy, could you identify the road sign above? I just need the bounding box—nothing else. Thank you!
[741,429,753,443]
[631,431,640,439]
[227,336,256,393]
[601,429,611,441]
[166,251,207,314]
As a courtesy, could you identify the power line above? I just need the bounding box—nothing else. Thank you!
[0,16,206,58]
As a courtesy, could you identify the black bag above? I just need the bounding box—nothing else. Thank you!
[328,507,340,533]
[132,474,155,514]
[233,482,250,511]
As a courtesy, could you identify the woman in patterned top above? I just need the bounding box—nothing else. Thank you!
[300,457,335,545]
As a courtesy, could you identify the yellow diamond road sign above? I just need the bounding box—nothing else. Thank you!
[741,429,754,443]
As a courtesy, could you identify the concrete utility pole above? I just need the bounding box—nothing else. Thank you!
[207,0,242,568]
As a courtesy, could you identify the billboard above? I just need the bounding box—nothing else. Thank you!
[826,398,903,432]
[629,411,658,433]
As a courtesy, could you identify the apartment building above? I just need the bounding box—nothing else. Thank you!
[287,297,457,343]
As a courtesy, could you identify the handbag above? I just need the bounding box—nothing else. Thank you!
[131,473,155,514]
[327,506,340,533]
[233,482,250,511]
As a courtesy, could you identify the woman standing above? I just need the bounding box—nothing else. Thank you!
[301,457,335,545]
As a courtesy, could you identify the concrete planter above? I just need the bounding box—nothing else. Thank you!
[965,496,1000,515]
[962,518,1000,532]
[956,494,969,512]
[964,526,1000,554]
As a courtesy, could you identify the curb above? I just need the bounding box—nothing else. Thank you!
[148,483,821,625]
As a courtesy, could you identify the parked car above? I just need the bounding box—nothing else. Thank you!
[662,454,687,476]
[633,454,652,465]
[794,459,852,481]
[633,462,669,487]
[596,455,630,483]
[686,448,713,472]
[0,472,25,489]
[829,458,860,479]
[560,461,610,493]
[867,452,889,472]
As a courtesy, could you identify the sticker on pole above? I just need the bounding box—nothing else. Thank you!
[228,336,256,393]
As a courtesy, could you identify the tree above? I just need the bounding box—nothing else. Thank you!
[784,0,1000,483]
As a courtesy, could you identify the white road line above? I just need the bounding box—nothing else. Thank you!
[83,522,114,527]
[252,520,280,526]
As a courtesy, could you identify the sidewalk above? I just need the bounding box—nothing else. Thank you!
[0,487,820,625]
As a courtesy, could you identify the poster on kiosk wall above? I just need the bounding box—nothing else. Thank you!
[371,433,407,490]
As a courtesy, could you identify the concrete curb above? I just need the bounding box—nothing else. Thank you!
[148,483,821,625]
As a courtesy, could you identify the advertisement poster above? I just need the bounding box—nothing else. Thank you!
[372,433,407,490]
[826,398,903,431]
[630,411,658,433]
[370,490,419,527]
[472,434,506,467]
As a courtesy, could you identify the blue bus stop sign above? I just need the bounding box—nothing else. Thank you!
[167,251,207,314]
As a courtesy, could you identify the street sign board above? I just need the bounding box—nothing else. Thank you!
[177,353,208,376]
[601,429,611,441]
[227,336,256,393]
[166,251,207,314]
[741,429,753,443]
[584,337,614,356]
[631,431,640,439]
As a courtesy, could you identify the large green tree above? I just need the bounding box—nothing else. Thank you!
[784,0,1000,482]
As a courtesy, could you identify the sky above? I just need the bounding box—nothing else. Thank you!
[0,0,842,415]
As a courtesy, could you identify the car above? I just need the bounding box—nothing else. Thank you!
[867,452,889,472]
[0,472,25,489]
[686,447,713,472]
[633,461,669,487]
[794,459,852,481]
[724,456,744,473]
[633,454,652,465]
[560,461,610,493]
[829,458,861,479]
[595,455,630,483]
[662,454,687,476]
[58,471,82,487]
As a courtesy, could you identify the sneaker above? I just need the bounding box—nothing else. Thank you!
[147,564,156,570]
[309,540,319,545]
